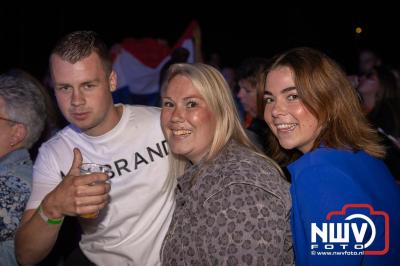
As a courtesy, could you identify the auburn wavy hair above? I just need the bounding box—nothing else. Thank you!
[259,47,385,165]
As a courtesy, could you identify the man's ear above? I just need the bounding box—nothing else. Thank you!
[109,70,118,92]
[11,123,28,148]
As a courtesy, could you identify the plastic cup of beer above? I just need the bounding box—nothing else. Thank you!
[79,163,111,218]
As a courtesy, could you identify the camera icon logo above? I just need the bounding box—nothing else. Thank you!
[310,204,389,255]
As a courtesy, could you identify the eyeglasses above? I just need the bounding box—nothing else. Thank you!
[0,116,22,124]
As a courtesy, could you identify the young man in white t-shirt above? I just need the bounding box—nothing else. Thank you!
[15,31,175,266]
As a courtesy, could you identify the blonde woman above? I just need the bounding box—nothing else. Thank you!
[160,63,293,265]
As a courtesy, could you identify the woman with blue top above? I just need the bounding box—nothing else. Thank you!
[0,72,46,266]
[262,47,400,265]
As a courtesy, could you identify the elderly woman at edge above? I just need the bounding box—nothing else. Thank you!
[0,72,46,265]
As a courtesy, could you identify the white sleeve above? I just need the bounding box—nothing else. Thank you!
[25,145,63,210]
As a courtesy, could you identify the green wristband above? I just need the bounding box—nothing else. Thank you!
[38,205,64,225]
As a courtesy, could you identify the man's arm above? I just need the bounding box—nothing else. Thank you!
[15,207,62,266]
[15,148,111,265]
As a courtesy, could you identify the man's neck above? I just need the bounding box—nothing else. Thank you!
[84,104,123,137]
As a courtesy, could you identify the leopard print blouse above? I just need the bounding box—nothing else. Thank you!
[161,140,293,265]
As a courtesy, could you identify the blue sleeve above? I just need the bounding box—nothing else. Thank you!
[0,175,31,241]
[292,165,369,266]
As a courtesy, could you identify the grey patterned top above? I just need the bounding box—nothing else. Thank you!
[161,140,293,265]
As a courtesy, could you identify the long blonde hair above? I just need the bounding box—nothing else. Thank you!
[162,63,282,181]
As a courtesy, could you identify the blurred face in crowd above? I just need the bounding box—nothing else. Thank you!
[357,70,381,96]
[161,75,216,164]
[359,50,381,75]
[50,52,118,136]
[264,66,321,153]
[238,79,257,117]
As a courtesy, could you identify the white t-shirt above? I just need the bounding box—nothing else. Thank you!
[27,104,175,266]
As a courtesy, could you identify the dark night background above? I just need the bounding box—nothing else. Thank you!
[1,3,399,265]
[1,4,399,80]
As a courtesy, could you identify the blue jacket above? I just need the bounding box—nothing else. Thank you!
[289,147,400,266]
[0,149,32,266]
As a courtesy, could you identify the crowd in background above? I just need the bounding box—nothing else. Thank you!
[1,29,399,266]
